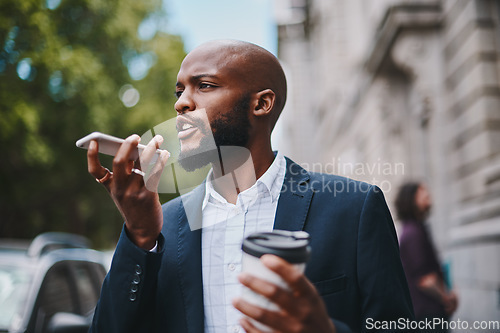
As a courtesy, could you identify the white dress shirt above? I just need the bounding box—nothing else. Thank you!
[201,152,286,333]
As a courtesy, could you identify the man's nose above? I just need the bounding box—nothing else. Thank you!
[175,90,195,114]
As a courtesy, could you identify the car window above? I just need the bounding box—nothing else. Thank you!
[32,262,76,332]
[0,265,33,330]
[72,262,103,315]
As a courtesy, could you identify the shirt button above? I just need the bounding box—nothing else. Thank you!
[129,292,137,302]
[228,263,236,271]
[135,264,142,275]
[132,274,141,284]
[232,326,240,332]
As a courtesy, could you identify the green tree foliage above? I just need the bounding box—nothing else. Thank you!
[0,0,185,247]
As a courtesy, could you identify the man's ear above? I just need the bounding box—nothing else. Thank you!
[253,89,275,117]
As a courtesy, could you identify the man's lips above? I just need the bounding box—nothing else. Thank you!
[177,126,197,140]
[176,116,198,140]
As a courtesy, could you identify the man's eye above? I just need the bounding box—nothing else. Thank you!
[175,91,183,98]
[200,83,215,89]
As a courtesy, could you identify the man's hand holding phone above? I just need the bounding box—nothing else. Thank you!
[86,134,170,250]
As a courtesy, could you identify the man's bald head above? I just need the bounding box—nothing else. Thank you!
[183,40,287,128]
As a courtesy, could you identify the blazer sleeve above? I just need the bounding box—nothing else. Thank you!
[90,225,165,333]
[355,185,416,332]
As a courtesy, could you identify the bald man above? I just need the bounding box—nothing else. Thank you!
[88,40,415,333]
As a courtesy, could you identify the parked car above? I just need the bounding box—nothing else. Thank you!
[0,232,107,333]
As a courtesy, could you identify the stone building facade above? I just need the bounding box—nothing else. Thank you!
[274,0,500,325]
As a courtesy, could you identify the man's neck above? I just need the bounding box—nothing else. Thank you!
[210,148,275,204]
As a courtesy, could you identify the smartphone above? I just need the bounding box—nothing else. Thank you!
[76,132,161,162]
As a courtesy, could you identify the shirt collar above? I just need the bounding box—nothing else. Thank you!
[257,151,285,202]
[202,151,286,210]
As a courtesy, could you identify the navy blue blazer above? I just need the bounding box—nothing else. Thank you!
[91,158,415,332]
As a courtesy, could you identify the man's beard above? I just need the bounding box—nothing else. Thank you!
[178,94,251,172]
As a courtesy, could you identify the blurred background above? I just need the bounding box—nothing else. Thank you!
[273,0,500,325]
[1,0,499,329]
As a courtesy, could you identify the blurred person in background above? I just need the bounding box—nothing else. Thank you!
[396,182,458,332]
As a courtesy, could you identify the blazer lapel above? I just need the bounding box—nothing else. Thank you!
[177,184,205,333]
[274,157,314,231]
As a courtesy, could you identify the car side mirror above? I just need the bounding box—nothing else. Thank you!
[46,312,90,333]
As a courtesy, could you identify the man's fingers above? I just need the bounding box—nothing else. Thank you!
[239,317,260,333]
[87,140,112,184]
[112,134,141,184]
[87,140,113,189]
[87,140,104,176]
[144,150,170,192]
[237,271,313,320]
[238,273,292,309]
[261,255,316,297]
[139,135,163,172]
[233,297,289,332]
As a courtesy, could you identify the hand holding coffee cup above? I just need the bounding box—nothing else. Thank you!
[239,230,311,332]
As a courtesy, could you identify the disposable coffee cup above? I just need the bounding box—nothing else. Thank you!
[240,230,311,332]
